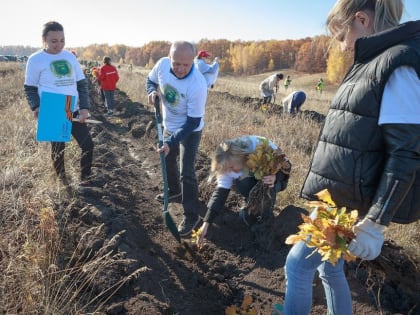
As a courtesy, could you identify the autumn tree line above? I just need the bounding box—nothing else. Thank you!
[1,37,352,83]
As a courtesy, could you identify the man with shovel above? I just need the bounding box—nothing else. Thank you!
[146,41,208,236]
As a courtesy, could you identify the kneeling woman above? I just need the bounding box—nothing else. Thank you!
[197,135,291,247]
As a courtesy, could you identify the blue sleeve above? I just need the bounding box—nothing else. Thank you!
[146,76,158,94]
[165,116,201,148]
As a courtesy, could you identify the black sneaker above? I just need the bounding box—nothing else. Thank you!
[177,214,201,236]
[155,191,182,203]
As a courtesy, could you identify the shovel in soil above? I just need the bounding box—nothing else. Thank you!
[154,97,181,243]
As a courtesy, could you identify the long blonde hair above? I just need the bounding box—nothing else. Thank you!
[208,137,253,181]
[327,0,403,39]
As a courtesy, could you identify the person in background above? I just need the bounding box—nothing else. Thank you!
[284,75,292,91]
[24,21,94,187]
[316,77,324,93]
[91,66,106,107]
[194,50,219,88]
[282,90,306,115]
[146,41,208,236]
[196,135,291,247]
[99,56,119,115]
[259,73,283,104]
[282,1,420,314]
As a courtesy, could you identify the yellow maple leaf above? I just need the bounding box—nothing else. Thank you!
[241,295,253,309]
[225,305,239,315]
[191,227,203,250]
[314,189,336,207]
[247,309,258,315]
[285,234,304,245]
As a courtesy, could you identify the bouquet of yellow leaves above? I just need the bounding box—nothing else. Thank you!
[246,138,287,180]
[245,138,290,217]
[285,189,358,265]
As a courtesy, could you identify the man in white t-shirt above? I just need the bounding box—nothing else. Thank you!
[146,41,208,236]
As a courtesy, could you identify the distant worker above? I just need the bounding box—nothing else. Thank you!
[284,75,292,90]
[99,56,119,115]
[316,78,325,94]
[259,73,283,104]
[282,91,306,114]
[91,66,105,107]
[194,50,219,88]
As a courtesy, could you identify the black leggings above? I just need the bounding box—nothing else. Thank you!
[51,121,94,180]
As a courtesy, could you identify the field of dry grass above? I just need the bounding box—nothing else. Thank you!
[0,61,418,313]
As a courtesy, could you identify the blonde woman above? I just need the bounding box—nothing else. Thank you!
[197,135,291,247]
[283,1,420,314]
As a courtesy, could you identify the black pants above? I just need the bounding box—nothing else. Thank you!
[164,130,202,215]
[51,121,94,180]
[262,95,272,104]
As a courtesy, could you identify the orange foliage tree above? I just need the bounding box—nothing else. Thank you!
[295,36,330,73]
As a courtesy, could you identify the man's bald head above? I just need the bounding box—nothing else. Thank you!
[169,41,195,78]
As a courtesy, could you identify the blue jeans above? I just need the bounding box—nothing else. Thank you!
[164,130,201,215]
[103,90,115,110]
[284,241,352,315]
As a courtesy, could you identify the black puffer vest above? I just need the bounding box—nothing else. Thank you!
[301,21,420,224]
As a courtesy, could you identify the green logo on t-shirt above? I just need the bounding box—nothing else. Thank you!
[50,60,73,78]
[163,84,179,106]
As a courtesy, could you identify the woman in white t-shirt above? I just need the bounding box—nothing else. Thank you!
[24,21,94,187]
